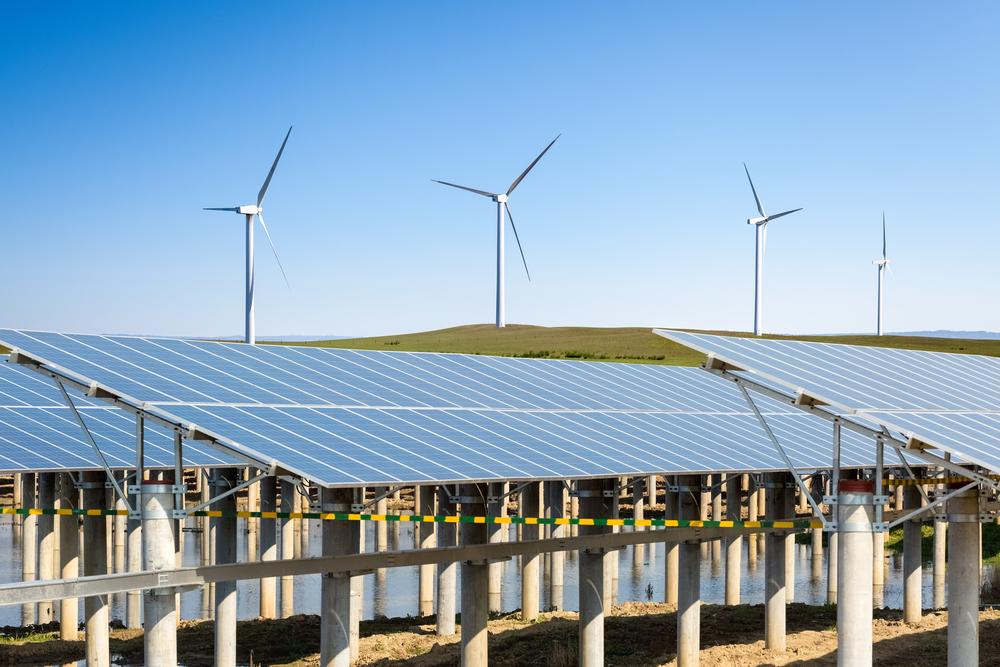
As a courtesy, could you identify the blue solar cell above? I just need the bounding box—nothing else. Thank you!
[0,329,889,485]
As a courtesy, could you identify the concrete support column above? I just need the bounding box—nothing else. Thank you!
[142,473,177,667]
[811,475,824,582]
[632,477,646,568]
[36,471,56,623]
[699,475,711,560]
[520,482,540,621]
[459,483,489,667]
[764,472,792,652]
[81,472,110,666]
[546,480,565,610]
[349,489,364,662]
[280,479,296,617]
[827,531,838,605]
[259,476,278,619]
[934,517,947,609]
[946,479,980,667]
[677,474,702,667]
[711,476,723,567]
[647,475,657,507]
[664,477,679,606]
[127,480,142,629]
[836,479,874,666]
[320,487,354,667]
[747,480,759,568]
[58,473,80,640]
[578,478,610,667]
[418,485,436,617]
[607,484,619,609]
[114,473,127,575]
[487,482,504,613]
[724,474,742,605]
[375,489,388,552]
[903,481,923,623]
[214,468,239,667]
[20,472,36,626]
[436,487,457,636]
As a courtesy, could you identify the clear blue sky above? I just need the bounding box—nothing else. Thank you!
[2,2,998,337]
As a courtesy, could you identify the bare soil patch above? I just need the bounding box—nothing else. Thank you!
[1,604,998,666]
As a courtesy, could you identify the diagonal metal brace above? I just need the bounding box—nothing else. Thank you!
[886,479,980,529]
[185,470,270,516]
[738,382,830,529]
[54,378,133,513]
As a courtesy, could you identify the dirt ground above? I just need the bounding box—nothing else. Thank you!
[1,603,998,666]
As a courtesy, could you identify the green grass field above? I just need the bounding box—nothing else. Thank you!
[281,323,1000,366]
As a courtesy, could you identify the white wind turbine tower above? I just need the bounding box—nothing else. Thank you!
[744,163,803,336]
[434,135,560,328]
[874,213,890,336]
[204,126,292,344]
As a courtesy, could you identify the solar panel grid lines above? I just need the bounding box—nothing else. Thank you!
[657,329,1000,413]
[656,329,1000,476]
[1,328,887,486]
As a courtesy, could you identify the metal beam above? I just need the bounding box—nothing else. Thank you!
[0,522,806,607]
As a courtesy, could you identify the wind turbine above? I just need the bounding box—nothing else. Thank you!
[204,126,292,344]
[744,164,803,336]
[874,213,890,336]
[434,135,560,328]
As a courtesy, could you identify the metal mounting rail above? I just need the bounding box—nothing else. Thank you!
[0,520,817,607]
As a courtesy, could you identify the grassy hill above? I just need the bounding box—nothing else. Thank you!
[281,324,1000,366]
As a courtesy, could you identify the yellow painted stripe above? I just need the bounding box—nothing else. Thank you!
[579,518,595,526]
[445,516,458,523]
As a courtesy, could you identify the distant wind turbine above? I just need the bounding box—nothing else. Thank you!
[204,126,293,344]
[434,135,560,328]
[744,164,803,336]
[874,213,890,336]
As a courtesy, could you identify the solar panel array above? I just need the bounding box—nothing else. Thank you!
[656,330,1000,474]
[0,355,239,472]
[0,330,878,486]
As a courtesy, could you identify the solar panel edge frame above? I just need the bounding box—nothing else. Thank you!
[1,340,284,480]
[656,328,1000,477]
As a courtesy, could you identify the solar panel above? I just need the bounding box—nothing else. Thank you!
[0,355,240,472]
[0,331,876,486]
[656,329,1000,475]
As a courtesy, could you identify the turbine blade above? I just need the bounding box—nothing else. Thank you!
[744,163,765,217]
[761,222,767,259]
[255,211,290,288]
[763,207,803,222]
[431,180,496,198]
[882,212,887,259]
[505,203,531,281]
[257,126,293,208]
[506,134,560,196]
[203,207,241,212]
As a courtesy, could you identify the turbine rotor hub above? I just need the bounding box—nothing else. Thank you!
[495,194,508,203]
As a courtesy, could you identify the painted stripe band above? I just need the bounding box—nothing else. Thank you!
[0,506,820,529]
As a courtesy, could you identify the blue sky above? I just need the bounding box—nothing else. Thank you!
[2,2,998,337]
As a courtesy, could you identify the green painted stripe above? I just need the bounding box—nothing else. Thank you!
[0,506,819,530]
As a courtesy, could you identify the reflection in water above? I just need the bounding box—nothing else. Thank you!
[0,516,978,628]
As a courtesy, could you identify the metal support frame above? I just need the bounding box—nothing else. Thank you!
[0,520,808,607]
[886,480,981,530]
[738,383,830,528]
[8,350,277,473]
[54,378,133,512]
[185,470,271,517]
[360,485,406,511]
[488,480,534,505]
[708,366,1000,493]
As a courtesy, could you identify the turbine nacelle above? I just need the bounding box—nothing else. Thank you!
[874,258,890,267]
[494,194,508,204]
[748,217,767,225]
[238,205,261,216]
